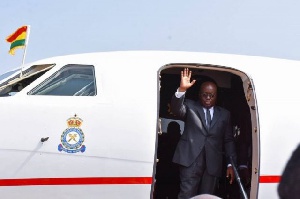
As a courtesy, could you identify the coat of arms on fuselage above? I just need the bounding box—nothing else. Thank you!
[58,114,86,153]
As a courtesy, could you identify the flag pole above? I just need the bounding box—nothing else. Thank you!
[20,25,30,78]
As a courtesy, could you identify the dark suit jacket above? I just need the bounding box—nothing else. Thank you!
[278,144,300,199]
[171,94,236,177]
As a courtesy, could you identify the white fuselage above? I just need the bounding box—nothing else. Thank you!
[0,51,299,198]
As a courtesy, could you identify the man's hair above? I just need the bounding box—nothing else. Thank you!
[200,81,218,91]
[167,121,180,132]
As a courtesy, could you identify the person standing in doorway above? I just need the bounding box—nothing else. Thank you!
[171,68,237,199]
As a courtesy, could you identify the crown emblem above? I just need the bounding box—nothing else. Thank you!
[67,114,83,127]
[58,114,86,153]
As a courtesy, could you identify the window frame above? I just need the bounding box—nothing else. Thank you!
[27,64,97,96]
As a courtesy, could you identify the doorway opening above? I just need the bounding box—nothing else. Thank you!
[154,64,259,199]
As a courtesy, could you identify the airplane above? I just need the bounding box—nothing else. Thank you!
[0,51,299,199]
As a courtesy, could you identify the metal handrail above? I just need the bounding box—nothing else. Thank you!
[230,156,248,199]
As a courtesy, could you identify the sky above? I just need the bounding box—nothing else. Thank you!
[1,0,300,74]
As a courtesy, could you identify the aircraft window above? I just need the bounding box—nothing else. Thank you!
[28,64,96,96]
[0,68,21,83]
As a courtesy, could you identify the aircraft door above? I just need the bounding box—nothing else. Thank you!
[155,65,258,199]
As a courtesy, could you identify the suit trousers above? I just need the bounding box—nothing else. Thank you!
[178,149,218,199]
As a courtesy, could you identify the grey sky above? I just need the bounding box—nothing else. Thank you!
[1,0,300,74]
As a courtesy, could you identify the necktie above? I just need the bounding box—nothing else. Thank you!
[206,108,211,129]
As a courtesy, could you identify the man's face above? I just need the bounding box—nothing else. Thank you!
[199,82,217,109]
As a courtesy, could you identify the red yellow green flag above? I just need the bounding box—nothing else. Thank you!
[6,26,28,55]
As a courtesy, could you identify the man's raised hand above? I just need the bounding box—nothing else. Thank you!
[179,68,196,92]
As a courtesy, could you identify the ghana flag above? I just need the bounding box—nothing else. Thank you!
[6,26,28,55]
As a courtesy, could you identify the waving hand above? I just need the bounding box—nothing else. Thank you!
[179,68,196,92]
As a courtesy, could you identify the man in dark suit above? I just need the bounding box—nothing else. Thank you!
[171,68,236,199]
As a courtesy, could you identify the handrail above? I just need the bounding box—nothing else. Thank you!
[230,156,248,199]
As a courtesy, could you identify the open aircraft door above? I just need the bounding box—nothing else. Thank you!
[155,64,259,199]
